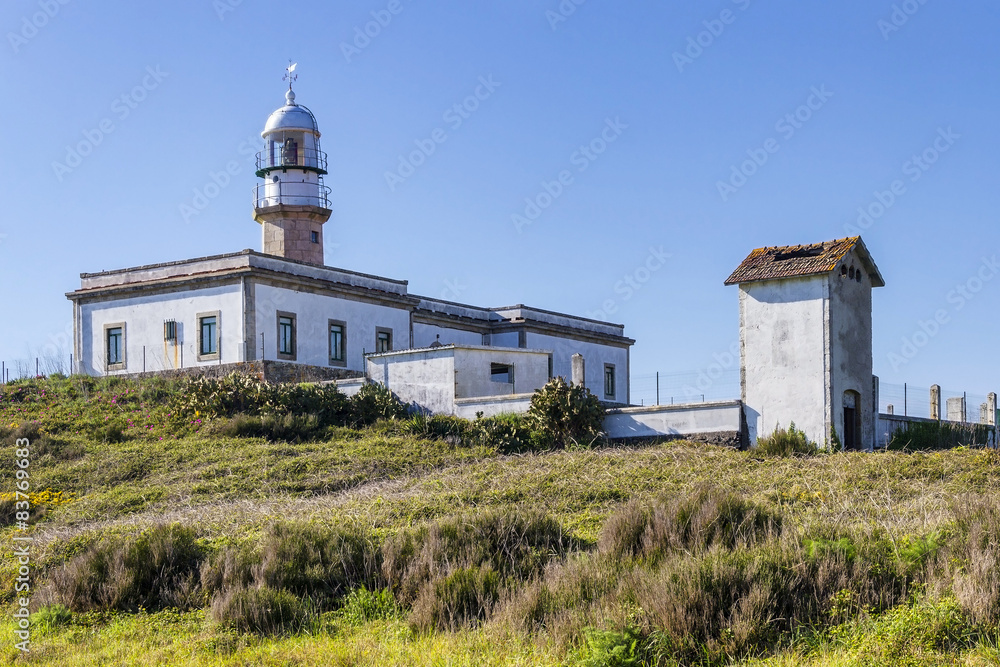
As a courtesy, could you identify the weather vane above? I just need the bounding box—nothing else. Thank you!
[283,60,298,89]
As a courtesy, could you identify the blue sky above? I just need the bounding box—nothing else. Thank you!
[1,0,998,404]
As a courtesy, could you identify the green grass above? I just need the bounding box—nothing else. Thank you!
[2,375,1000,665]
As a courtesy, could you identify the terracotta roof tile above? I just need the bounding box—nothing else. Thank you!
[724,236,885,287]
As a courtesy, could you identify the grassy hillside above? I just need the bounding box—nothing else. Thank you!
[1,375,1000,666]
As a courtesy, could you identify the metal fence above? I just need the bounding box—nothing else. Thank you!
[630,369,740,407]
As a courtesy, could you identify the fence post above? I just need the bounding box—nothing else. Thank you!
[656,372,659,406]
[930,385,941,420]
[904,383,908,417]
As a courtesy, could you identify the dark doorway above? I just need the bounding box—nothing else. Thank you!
[843,406,857,450]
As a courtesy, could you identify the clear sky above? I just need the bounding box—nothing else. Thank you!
[1,0,997,404]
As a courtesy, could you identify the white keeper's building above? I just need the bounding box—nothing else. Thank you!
[66,80,635,411]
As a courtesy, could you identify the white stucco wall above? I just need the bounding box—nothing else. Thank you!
[454,395,534,419]
[367,349,456,413]
[452,347,550,399]
[254,284,411,372]
[79,284,243,375]
[491,332,520,348]
[829,248,876,450]
[605,401,743,440]
[526,332,629,403]
[366,345,550,415]
[741,276,828,445]
[413,323,484,349]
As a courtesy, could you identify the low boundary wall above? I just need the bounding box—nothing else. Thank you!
[876,413,997,449]
[120,360,364,384]
[454,394,534,419]
[604,400,745,447]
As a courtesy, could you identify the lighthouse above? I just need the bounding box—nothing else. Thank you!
[253,64,332,265]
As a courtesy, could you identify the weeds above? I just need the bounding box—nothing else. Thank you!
[756,422,817,456]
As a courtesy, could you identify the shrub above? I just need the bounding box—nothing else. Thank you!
[172,373,351,426]
[496,554,624,639]
[410,564,502,631]
[598,487,781,562]
[527,377,605,449]
[383,509,577,606]
[348,383,409,427]
[631,540,909,664]
[845,595,978,665]
[384,509,579,630]
[210,586,306,635]
[256,523,381,605]
[202,522,382,610]
[44,524,205,612]
[930,499,1000,625]
[467,413,534,453]
[755,422,817,456]
[392,413,471,442]
[213,413,330,443]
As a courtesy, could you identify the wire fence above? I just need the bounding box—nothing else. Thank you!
[879,381,995,424]
[0,356,72,383]
[630,369,741,407]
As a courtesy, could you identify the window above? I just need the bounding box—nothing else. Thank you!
[376,328,392,354]
[164,320,177,342]
[196,312,220,361]
[281,138,298,166]
[329,320,346,366]
[491,363,513,384]
[547,355,554,379]
[604,364,616,399]
[199,315,218,357]
[311,231,319,244]
[105,323,125,370]
[277,312,296,359]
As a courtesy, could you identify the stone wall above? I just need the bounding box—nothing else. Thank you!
[123,360,363,384]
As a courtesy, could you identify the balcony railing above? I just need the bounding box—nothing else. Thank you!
[253,182,332,210]
[255,147,328,176]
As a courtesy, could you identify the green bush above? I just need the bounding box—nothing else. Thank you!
[843,595,978,666]
[755,422,817,456]
[210,586,306,635]
[468,413,534,453]
[213,412,330,442]
[577,627,646,667]
[527,377,605,449]
[171,373,351,426]
[30,604,72,634]
[335,587,401,625]
[348,382,409,426]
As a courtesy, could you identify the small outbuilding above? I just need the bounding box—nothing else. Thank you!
[725,237,884,450]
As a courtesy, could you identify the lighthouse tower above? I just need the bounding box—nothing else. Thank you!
[253,65,331,265]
